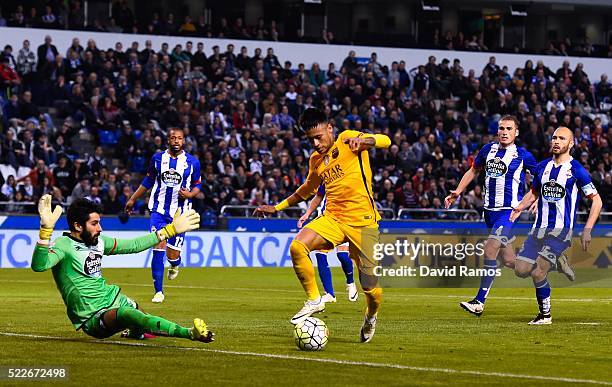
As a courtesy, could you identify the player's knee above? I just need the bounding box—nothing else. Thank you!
[514,263,531,278]
[290,239,310,261]
[155,240,167,250]
[531,266,547,282]
[484,239,501,259]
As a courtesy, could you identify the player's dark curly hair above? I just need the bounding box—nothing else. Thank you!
[67,198,103,232]
[298,108,328,133]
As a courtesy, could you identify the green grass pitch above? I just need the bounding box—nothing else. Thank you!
[1,268,611,386]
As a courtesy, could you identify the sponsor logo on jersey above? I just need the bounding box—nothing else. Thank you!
[541,179,566,202]
[321,164,345,185]
[485,157,508,177]
[84,252,103,277]
[161,169,183,187]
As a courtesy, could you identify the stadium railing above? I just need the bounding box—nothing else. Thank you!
[397,208,482,220]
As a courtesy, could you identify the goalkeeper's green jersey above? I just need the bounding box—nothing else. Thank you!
[31,232,159,329]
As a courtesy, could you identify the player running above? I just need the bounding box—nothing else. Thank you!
[445,115,541,316]
[125,127,201,303]
[254,108,390,343]
[31,195,214,342]
[510,126,602,324]
[297,184,358,303]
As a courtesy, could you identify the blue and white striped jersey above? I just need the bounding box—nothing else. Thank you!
[141,150,202,217]
[473,143,538,211]
[317,184,327,212]
[532,157,598,240]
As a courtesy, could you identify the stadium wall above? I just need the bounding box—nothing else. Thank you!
[1,223,610,268]
[1,27,611,80]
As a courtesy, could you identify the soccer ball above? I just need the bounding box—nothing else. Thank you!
[293,317,329,351]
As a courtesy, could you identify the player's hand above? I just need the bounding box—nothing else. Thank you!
[581,229,592,251]
[158,209,201,240]
[179,187,192,199]
[509,207,522,222]
[297,213,310,228]
[528,199,538,215]
[253,205,276,219]
[444,191,460,209]
[125,199,135,214]
[38,194,63,229]
[343,137,366,153]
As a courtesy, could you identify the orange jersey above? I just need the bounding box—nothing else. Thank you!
[296,130,390,226]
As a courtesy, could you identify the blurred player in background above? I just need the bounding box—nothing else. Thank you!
[32,195,213,342]
[297,183,358,303]
[445,115,543,316]
[511,126,602,324]
[255,108,391,343]
[125,128,201,303]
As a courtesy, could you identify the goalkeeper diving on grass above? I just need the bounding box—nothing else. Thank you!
[31,195,214,343]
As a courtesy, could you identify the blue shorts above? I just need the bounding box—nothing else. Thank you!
[517,234,570,265]
[483,209,515,246]
[150,212,185,251]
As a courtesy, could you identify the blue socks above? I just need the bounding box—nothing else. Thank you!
[336,251,354,284]
[315,252,334,296]
[168,255,181,267]
[151,249,165,293]
[475,259,497,303]
[534,279,551,315]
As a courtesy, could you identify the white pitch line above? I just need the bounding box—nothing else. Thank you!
[0,332,610,385]
[3,279,612,302]
[574,322,602,325]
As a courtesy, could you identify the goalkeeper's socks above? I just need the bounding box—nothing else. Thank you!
[116,306,191,339]
[336,250,354,284]
[151,249,165,293]
[475,259,497,303]
[167,255,181,267]
[315,252,334,297]
[534,278,551,315]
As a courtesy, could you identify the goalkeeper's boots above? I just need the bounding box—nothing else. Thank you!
[459,299,484,316]
[191,318,215,343]
[290,298,325,325]
[121,330,156,340]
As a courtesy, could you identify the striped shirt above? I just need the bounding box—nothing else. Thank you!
[473,143,537,211]
[141,150,201,217]
[532,157,598,240]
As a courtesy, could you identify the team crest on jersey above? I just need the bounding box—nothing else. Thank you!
[323,155,330,166]
[566,170,573,178]
[84,252,102,277]
[162,169,183,187]
[332,148,339,159]
[485,157,508,178]
[541,179,566,202]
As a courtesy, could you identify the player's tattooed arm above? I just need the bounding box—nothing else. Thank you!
[344,134,390,152]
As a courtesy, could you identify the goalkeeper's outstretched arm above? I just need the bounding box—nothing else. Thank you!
[104,209,201,255]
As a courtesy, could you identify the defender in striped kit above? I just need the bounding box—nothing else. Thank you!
[446,115,538,316]
[126,128,201,303]
[511,126,602,325]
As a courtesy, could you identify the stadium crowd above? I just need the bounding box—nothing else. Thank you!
[0,31,610,220]
[1,1,612,57]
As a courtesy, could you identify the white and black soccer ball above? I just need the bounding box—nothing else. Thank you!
[294,317,329,351]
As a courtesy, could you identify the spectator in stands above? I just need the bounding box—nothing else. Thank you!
[1,175,17,201]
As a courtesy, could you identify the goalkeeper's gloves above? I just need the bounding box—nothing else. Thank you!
[157,209,201,241]
[38,194,63,240]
